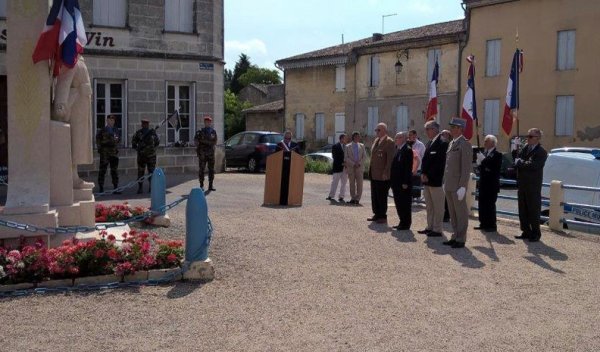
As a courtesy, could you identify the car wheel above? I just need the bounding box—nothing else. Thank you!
[247,157,258,173]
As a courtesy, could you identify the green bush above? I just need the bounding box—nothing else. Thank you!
[305,159,332,174]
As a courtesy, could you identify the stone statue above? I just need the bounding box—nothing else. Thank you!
[51,56,94,190]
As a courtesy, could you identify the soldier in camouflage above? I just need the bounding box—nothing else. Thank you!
[132,119,160,194]
[96,114,120,194]
[194,116,218,190]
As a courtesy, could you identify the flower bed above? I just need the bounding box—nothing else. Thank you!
[95,202,149,223]
[0,231,183,286]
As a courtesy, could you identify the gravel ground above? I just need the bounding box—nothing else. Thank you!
[1,172,600,352]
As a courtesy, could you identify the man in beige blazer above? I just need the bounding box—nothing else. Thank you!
[368,123,396,223]
[443,117,473,248]
[344,131,367,205]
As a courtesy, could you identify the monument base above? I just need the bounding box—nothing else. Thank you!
[48,224,131,247]
[183,258,214,281]
[0,209,59,240]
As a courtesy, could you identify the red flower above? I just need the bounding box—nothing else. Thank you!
[107,248,119,260]
[94,249,105,258]
[107,234,116,242]
[167,253,178,262]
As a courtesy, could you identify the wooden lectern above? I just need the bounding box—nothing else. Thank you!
[264,151,305,206]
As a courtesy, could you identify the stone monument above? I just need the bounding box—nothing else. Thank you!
[0,0,95,244]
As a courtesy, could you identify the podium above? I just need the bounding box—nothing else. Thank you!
[264,151,305,206]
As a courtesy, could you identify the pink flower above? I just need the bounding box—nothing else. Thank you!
[107,248,119,260]
[107,234,116,242]
[94,249,105,258]
[167,253,178,262]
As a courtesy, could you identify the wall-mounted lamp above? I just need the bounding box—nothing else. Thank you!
[395,49,409,74]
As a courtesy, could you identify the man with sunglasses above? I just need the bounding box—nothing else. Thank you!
[368,123,395,224]
[514,128,548,242]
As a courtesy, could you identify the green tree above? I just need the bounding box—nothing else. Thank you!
[239,67,282,86]
[224,68,233,91]
[224,89,252,139]
[230,53,251,94]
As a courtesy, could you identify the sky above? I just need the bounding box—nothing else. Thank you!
[224,0,465,71]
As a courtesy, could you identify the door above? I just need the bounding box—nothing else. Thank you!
[335,113,345,141]
[0,76,7,183]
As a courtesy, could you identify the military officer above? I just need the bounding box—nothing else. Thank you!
[194,115,218,190]
[132,118,160,194]
[96,114,120,194]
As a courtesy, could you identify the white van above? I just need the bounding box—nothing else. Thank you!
[542,149,600,226]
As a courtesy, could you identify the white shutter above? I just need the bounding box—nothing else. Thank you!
[180,0,194,32]
[372,56,380,87]
[396,105,408,132]
[315,113,325,140]
[558,30,575,70]
[486,40,501,76]
[93,0,126,27]
[555,96,574,136]
[367,57,372,86]
[0,0,6,18]
[484,99,500,135]
[566,30,576,69]
[296,113,305,140]
[336,65,345,91]
[165,0,180,31]
[367,107,379,136]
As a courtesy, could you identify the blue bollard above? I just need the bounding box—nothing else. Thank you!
[150,168,166,216]
[185,188,210,261]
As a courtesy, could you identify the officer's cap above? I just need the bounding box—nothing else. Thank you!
[449,117,466,129]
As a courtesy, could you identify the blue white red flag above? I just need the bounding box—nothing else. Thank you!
[461,55,476,140]
[32,0,86,76]
[502,49,524,136]
[425,61,439,121]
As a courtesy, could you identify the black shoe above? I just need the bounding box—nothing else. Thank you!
[367,216,378,221]
[528,236,541,242]
[514,233,529,240]
[474,226,484,230]
[338,197,345,203]
[443,239,456,246]
[200,183,204,189]
[113,190,122,195]
[417,229,431,234]
[326,196,333,201]
[451,241,465,248]
[395,225,410,230]
[209,185,216,191]
[482,227,497,232]
[427,231,443,237]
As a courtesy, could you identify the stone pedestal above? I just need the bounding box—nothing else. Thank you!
[183,258,215,281]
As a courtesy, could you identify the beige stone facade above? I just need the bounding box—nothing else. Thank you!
[462,0,600,151]
[277,21,465,150]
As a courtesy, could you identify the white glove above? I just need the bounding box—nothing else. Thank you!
[514,158,522,166]
[476,152,485,166]
[457,187,466,201]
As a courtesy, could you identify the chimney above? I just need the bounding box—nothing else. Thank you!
[372,33,384,42]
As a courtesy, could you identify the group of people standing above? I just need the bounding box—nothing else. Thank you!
[96,115,219,194]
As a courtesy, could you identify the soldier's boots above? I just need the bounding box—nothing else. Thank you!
[209,182,216,191]
[98,184,104,193]
[137,183,143,194]
[113,184,122,195]
[200,181,204,189]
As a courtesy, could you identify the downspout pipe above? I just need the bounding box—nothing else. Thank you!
[275,62,286,132]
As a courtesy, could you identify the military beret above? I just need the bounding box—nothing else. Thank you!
[141,118,150,123]
[203,116,213,122]
[449,117,466,128]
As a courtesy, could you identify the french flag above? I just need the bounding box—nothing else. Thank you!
[32,0,86,76]
[461,55,476,140]
[425,60,439,121]
[502,49,524,136]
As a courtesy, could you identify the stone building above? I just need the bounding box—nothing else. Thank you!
[0,0,224,177]
[239,83,284,106]
[462,0,600,150]
[276,20,465,150]
[239,83,284,133]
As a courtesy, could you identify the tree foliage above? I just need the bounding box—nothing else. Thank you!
[224,89,252,139]
[230,53,252,95]
[239,67,282,86]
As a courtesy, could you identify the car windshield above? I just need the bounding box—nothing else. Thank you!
[260,134,283,144]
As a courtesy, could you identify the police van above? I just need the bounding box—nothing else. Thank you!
[541,148,600,229]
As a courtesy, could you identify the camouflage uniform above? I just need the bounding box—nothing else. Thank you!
[194,127,218,188]
[132,127,160,193]
[96,126,120,192]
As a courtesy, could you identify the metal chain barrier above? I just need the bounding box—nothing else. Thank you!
[94,173,153,197]
[0,195,190,234]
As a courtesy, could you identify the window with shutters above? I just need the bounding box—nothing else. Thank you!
[166,83,195,145]
[315,113,325,140]
[0,0,6,18]
[367,107,379,136]
[427,49,441,84]
[396,105,408,132]
[555,95,574,136]
[483,99,500,135]
[485,39,501,77]
[94,80,127,146]
[368,56,380,87]
[165,0,194,33]
[295,113,305,140]
[335,65,346,92]
[93,0,127,27]
[557,30,576,70]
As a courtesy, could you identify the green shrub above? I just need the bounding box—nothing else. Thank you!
[305,159,332,174]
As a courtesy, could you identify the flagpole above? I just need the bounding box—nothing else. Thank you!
[473,57,480,148]
[515,28,520,139]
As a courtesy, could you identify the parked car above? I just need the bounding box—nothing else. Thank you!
[224,131,283,172]
[304,152,333,165]
[541,149,600,227]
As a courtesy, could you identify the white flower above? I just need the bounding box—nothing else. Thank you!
[0,265,6,278]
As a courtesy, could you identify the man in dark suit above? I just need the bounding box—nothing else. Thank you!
[475,134,503,231]
[327,133,348,202]
[276,130,299,153]
[391,132,414,230]
[419,120,448,237]
[514,128,548,242]
[368,123,396,224]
